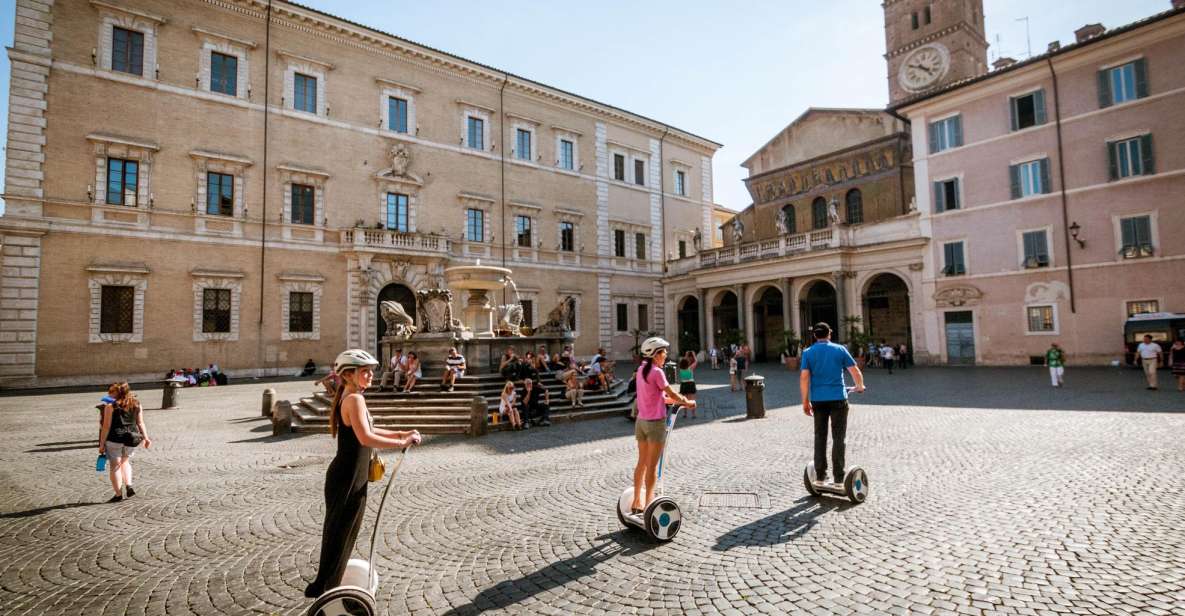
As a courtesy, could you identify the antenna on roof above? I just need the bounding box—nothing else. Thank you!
[1016,17,1032,58]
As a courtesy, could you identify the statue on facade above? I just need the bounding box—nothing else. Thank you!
[692,227,702,249]
[827,198,841,226]
[380,300,418,339]
[775,209,789,236]
[730,217,745,243]
[535,296,576,334]
[389,143,412,177]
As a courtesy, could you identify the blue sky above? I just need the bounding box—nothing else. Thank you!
[0,0,1171,214]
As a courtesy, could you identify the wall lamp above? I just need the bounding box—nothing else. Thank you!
[1069,221,1086,248]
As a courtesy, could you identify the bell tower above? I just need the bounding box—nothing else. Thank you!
[884,0,989,105]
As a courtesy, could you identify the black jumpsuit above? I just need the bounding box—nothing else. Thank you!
[304,407,372,598]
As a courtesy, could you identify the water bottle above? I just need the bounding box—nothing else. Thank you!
[95,453,107,473]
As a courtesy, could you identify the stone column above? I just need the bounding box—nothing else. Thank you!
[789,279,802,343]
[704,289,716,351]
[738,283,752,349]
[697,288,708,351]
[780,278,792,337]
[832,271,848,343]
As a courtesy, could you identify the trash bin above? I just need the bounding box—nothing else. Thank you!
[744,374,766,419]
[161,381,180,409]
[262,388,276,418]
[663,360,678,385]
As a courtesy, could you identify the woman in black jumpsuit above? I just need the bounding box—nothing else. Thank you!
[305,349,421,599]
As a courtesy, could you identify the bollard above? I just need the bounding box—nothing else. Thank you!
[262,388,276,418]
[161,381,180,409]
[271,400,292,436]
[744,374,766,419]
[469,396,488,437]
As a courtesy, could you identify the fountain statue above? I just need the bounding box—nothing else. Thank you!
[379,300,417,339]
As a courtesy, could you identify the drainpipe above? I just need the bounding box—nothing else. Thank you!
[499,73,509,271]
[658,125,670,273]
[1046,57,1077,313]
[258,0,272,329]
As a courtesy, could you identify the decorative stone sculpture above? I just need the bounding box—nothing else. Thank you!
[535,296,576,334]
[380,300,418,339]
[730,217,745,243]
[692,227,702,249]
[415,289,455,333]
[493,304,525,337]
[827,198,841,226]
[775,209,789,236]
[389,143,412,177]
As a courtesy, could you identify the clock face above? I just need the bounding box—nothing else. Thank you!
[898,43,950,92]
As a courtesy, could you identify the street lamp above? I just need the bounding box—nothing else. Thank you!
[1069,221,1085,248]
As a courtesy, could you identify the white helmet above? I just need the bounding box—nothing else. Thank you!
[333,349,379,373]
[640,336,670,358]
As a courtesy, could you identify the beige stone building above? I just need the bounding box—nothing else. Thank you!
[0,0,719,386]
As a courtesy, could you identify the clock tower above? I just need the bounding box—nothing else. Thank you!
[884,0,989,105]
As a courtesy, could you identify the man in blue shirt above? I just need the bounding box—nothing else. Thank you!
[800,322,865,484]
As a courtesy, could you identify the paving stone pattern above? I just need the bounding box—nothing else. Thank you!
[1,366,1183,615]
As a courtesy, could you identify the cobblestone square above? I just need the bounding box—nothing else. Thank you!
[1,365,1183,615]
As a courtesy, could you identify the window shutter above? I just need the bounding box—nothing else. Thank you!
[943,243,953,270]
[1134,58,1148,98]
[1009,164,1021,199]
[1096,70,1112,109]
[952,115,963,147]
[1039,159,1052,194]
[1106,141,1118,181]
[1121,218,1135,248]
[1135,217,1151,247]
[950,178,960,209]
[933,181,945,213]
[928,122,939,153]
[1033,90,1047,125]
[1009,98,1018,132]
[1139,134,1154,175]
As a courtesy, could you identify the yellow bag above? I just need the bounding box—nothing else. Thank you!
[368,451,385,482]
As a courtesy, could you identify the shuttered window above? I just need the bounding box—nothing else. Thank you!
[111,27,144,75]
[1021,230,1050,268]
[1009,90,1046,131]
[1119,216,1153,259]
[1097,60,1147,108]
[1107,135,1154,180]
[928,115,963,153]
[942,241,966,276]
[100,286,135,334]
[933,178,959,213]
[1009,159,1051,199]
[289,292,314,333]
[202,289,232,333]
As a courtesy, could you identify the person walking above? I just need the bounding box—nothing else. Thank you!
[1169,339,1185,393]
[98,382,152,502]
[728,354,738,392]
[677,352,697,419]
[879,340,895,374]
[800,323,865,485]
[710,346,719,370]
[304,350,421,599]
[630,337,695,514]
[1045,343,1066,388]
[1136,334,1163,390]
[898,343,909,369]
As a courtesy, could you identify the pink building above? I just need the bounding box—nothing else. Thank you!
[892,4,1185,365]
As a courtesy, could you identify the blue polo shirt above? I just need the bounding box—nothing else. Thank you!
[800,341,855,402]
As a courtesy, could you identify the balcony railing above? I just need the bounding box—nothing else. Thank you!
[342,229,451,254]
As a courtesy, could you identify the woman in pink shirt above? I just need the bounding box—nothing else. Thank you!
[630,337,695,514]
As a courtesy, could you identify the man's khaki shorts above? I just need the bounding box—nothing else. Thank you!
[635,418,667,444]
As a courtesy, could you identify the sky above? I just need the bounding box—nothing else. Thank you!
[0,0,1172,214]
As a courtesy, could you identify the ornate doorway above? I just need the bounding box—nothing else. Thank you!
[376,283,416,362]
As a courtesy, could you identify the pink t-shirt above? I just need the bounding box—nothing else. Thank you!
[635,363,670,421]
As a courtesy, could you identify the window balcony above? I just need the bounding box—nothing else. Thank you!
[341,228,451,256]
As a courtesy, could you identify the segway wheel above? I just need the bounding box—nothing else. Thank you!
[843,467,869,504]
[643,497,681,542]
[617,486,639,532]
[803,464,820,497]
[307,587,376,616]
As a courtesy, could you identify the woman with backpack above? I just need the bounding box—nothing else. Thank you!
[630,337,695,514]
[98,382,152,503]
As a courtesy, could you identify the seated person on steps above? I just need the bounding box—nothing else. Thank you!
[441,347,466,392]
[519,377,551,427]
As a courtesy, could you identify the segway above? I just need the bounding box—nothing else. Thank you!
[803,387,868,504]
[307,448,410,616]
[616,405,685,541]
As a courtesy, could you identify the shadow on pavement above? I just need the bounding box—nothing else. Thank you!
[440,531,658,615]
[227,422,314,444]
[712,496,849,551]
[24,443,96,453]
[0,501,105,519]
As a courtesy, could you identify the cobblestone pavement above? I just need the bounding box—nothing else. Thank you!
[1,365,1183,615]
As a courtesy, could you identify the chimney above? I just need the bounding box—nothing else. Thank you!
[1047,41,1061,53]
[992,57,1017,70]
[1075,23,1105,43]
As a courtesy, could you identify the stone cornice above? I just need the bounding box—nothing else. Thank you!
[190,149,254,165]
[86,261,150,275]
[191,26,258,49]
[86,133,160,151]
[374,77,421,93]
[276,49,334,70]
[90,0,167,24]
[191,268,246,278]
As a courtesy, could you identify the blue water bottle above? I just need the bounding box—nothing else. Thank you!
[96,453,107,472]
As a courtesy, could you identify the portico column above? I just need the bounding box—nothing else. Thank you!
[697,288,708,352]
[739,283,752,349]
[780,278,792,338]
[789,280,802,342]
[832,271,848,343]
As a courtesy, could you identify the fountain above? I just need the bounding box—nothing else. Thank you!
[443,260,513,338]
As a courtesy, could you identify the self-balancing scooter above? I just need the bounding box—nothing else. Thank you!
[803,387,869,504]
[307,448,410,616]
[616,405,685,541]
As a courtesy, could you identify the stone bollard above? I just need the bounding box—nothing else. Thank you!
[744,374,766,419]
[469,396,488,437]
[262,388,275,418]
[272,400,292,436]
[161,381,180,409]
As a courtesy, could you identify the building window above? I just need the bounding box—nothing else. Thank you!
[466,208,485,242]
[678,240,687,258]
[1119,215,1153,259]
[674,170,687,196]
[634,159,646,186]
[520,299,533,327]
[1022,230,1050,268]
[560,222,575,252]
[1126,300,1159,317]
[638,304,649,331]
[923,5,931,24]
[294,73,317,113]
[614,229,626,257]
[289,292,314,333]
[1026,305,1056,333]
[635,232,647,260]
[111,27,144,76]
[515,128,532,161]
[202,288,232,333]
[388,97,409,134]
[291,184,315,225]
[210,52,238,96]
[1010,90,1046,131]
[1010,159,1050,199]
[845,189,863,224]
[106,158,139,206]
[616,303,629,332]
[385,193,409,232]
[929,115,963,153]
[515,215,532,247]
[100,286,135,334]
[205,172,234,216]
[1108,135,1153,180]
[811,197,827,230]
[782,204,796,234]
[911,12,919,30]
[467,116,484,150]
[934,177,960,212]
[942,241,966,276]
[613,154,626,181]
[559,139,574,170]
[1099,60,1147,108]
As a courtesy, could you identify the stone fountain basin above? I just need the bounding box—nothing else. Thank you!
[444,265,512,291]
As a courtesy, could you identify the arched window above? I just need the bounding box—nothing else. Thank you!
[781,204,796,234]
[846,189,864,224]
[811,197,828,230]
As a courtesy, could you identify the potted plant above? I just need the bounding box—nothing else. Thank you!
[778,328,800,370]
[842,315,870,368]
